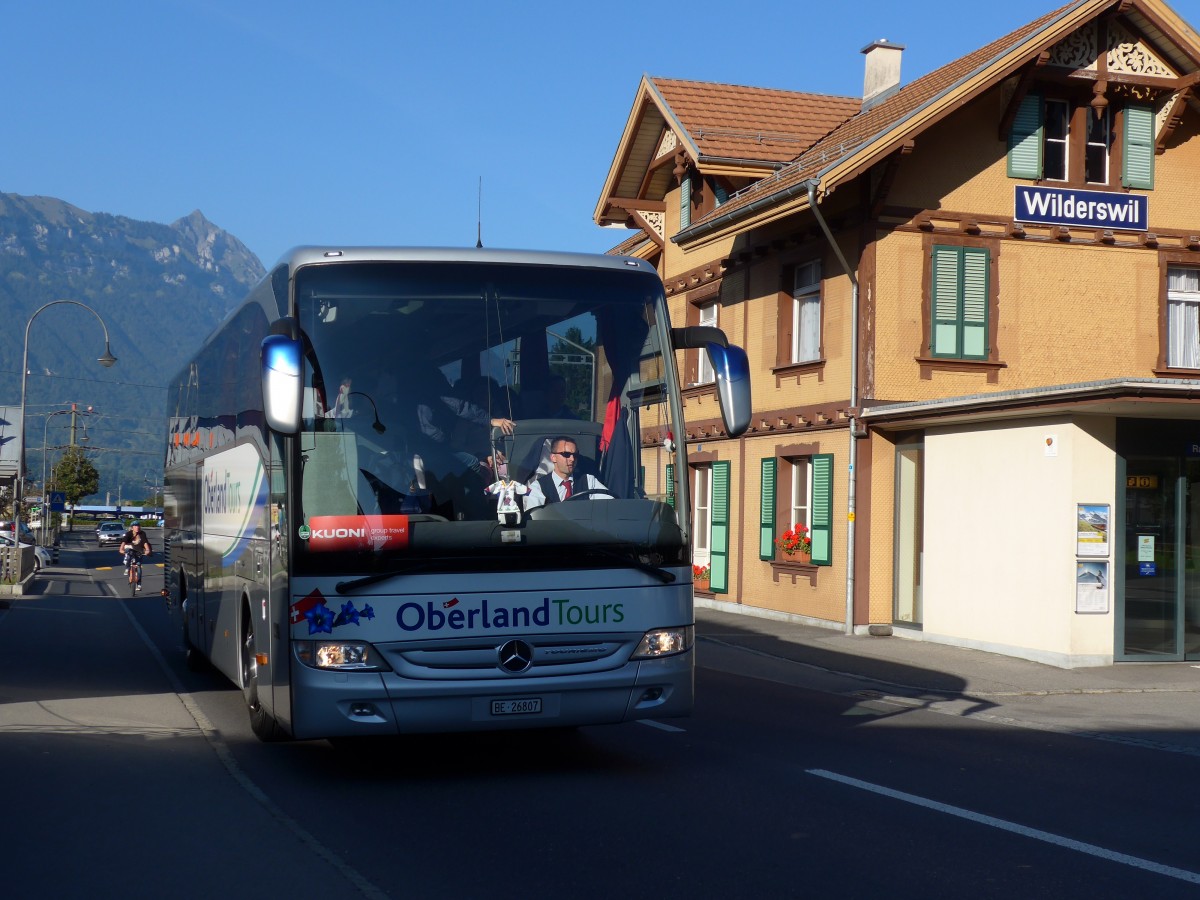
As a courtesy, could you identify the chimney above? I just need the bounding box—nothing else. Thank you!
[861,39,904,108]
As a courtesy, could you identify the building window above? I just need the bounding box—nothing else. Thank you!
[693,460,730,592]
[792,261,821,363]
[931,245,990,359]
[789,458,812,533]
[1168,267,1200,369]
[1040,98,1110,184]
[1008,92,1153,190]
[1044,98,1069,181]
[760,453,833,565]
[697,302,717,384]
[1085,107,1111,185]
[692,463,712,562]
[777,257,825,370]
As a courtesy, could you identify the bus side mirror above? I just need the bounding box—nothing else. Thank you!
[261,333,302,434]
[707,343,751,437]
[669,326,752,438]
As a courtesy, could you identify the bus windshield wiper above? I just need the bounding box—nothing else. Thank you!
[586,547,675,584]
[336,561,435,594]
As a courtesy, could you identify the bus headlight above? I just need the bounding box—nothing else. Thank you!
[631,626,693,659]
[294,640,391,671]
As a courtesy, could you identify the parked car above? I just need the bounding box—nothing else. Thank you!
[0,533,51,573]
[0,521,38,545]
[97,521,126,546]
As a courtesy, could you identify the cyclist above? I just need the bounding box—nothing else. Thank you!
[118,522,153,592]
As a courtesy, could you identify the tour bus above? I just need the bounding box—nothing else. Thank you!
[163,247,749,741]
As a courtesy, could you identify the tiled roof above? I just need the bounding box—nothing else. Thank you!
[606,229,651,256]
[678,1,1085,238]
[651,78,861,165]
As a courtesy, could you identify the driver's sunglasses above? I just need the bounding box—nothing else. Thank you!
[554,450,577,458]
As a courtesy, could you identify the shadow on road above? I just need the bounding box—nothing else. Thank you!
[693,607,1000,722]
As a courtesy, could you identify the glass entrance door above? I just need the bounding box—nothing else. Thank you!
[1186,459,1200,658]
[893,443,923,627]
[1122,458,1178,657]
[1120,456,1200,660]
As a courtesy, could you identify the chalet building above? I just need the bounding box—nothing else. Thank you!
[595,0,1200,666]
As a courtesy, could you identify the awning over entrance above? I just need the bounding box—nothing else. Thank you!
[860,377,1200,431]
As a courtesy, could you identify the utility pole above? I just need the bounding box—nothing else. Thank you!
[69,402,93,447]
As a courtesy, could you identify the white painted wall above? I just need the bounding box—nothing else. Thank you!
[923,416,1116,666]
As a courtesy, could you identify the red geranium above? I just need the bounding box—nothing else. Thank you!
[775,523,811,556]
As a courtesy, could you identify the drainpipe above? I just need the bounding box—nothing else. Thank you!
[806,179,859,636]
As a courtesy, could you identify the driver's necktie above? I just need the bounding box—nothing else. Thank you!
[562,477,572,500]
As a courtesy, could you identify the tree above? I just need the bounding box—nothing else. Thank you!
[549,326,597,418]
[53,446,100,509]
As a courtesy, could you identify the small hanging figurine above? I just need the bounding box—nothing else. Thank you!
[485,479,529,525]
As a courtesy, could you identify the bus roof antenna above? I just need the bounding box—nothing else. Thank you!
[476,176,483,248]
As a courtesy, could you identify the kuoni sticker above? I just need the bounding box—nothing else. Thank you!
[306,514,410,551]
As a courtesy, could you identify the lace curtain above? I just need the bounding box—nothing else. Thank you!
[1168,267,1200,369]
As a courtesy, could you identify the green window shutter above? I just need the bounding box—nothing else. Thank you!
[665,463,675,508]
[1122,103,1155,190]
[961,247,989,359]
[810,454,833,566]
[760,458,777,560]
[932,246,962,357]
[710,461,730,592]
[680,175,692,229]
[1007,92,1043,179]
[932,245,989,360]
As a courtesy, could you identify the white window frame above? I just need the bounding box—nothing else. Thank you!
[697,303,717,384]
[1045,98,1070,182]
[1168,266,1200,369]
[692,464,713,566]
[790,458,812,532]
[792,261,821,363]
[1085,106,1111,185]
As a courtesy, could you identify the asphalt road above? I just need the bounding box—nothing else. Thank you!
[2,533,1199,899]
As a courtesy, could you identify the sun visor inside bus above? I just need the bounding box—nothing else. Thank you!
[261,330,303,433]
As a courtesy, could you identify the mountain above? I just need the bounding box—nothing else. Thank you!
[0,192,266,505]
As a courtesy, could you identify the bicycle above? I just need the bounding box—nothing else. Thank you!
[122,548,146,596]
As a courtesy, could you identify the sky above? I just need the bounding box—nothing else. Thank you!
[6,0,1200,268]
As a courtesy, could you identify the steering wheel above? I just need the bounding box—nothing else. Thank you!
[565,488,616,501]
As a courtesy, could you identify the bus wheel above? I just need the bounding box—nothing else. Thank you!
[179,581,206,671]
[241,606,289,742]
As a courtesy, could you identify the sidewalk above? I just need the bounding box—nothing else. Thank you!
[694,605,1200,756]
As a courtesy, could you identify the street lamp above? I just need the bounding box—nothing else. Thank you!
[16,301,117,552]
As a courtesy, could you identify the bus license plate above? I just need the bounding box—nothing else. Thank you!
[491,697,543,716]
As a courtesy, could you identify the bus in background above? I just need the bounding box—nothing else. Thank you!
[163,247,749,741]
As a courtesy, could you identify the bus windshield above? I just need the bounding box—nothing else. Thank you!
[292,259,684,577]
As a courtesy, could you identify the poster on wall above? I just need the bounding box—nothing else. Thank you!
[1076,503,1110,557]
[1075,560,1109,614]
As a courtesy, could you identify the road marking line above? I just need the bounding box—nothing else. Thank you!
[638,719,685,732]
[118,601,390,900]
[807,769,1200,885]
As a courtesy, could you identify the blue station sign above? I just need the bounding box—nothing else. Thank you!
[1014,185,1148,232]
